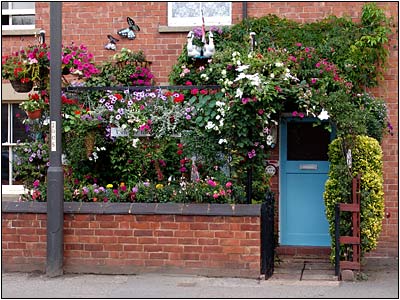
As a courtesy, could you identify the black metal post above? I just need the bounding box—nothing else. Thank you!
[46,1,64,277]
[246,166,252,204]
[334,203,340,277]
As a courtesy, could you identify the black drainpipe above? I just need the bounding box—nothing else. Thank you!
[242,2,248,20]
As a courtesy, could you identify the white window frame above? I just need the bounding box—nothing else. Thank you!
[168,2,232,27]
[2,1,35,30]
[2,102,26,195]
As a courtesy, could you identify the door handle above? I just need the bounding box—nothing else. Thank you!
[299,164,318,170]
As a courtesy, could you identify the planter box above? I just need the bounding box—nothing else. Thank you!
[2,202,261,278]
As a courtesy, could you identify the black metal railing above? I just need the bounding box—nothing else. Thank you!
[260,190,275,279]
[64,84,221,92]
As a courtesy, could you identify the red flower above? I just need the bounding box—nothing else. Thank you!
[191,89,199,95]
[115,93,123,100]
[200,89,208,95]
[173,93,185,103]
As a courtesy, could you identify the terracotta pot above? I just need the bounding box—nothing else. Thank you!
[10,80,33,93]
[26,109,42,120]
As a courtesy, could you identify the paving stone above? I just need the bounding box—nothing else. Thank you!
[341,269,355,281]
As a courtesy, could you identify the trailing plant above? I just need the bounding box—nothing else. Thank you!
[324,135,384,262]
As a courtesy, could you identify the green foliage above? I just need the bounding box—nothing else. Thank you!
[324,135,384,261]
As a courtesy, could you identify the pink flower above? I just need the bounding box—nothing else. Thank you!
[207,179,217,187]
[311,78,317,84]
[225,182,232,188]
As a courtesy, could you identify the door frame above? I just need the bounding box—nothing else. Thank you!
[278,116,334,246]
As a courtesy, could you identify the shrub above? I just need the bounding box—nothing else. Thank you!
[324,135,384,261]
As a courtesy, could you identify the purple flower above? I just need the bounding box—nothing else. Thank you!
[248,149,256,159]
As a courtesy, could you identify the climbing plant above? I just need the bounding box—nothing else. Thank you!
[169,2,393,252]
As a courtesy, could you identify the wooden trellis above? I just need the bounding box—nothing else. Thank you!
[335,174,361,277]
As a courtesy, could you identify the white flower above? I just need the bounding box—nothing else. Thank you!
[205,121,215,130]
[216,101,225,107]
[200,73,209,81]
[248,73,261,86]
[235,73,246,81]
[317,109,330,120]
[232,51,240,58]
[221,69,227,77]
[275,62,284,67]
[132,138,140,148]
[216,115,221,120]
[218,139,227,144]
[235,88,243,99]
[236,64,250,72]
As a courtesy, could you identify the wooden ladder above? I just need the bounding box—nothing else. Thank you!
[336,175,361,273]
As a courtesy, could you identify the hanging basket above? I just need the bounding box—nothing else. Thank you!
[26,109,42,120]
[84,130,96,158]
[10,80,33,93]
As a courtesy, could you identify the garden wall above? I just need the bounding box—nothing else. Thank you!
[2,202,261,278]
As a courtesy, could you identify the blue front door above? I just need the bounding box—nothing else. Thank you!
[280,118,332,246]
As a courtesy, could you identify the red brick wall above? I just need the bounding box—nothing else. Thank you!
[2,213,260,277]
[2,1,397,257]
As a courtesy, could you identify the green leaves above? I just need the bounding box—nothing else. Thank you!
[324,135,384,260]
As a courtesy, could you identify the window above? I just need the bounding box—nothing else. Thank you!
[168,2,231,27]
[2,2,35,30]
[1,103,32,186]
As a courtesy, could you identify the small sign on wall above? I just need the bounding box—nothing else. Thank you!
[111,127,129,137]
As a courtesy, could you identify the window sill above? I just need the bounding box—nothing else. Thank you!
[1,83,30,101]
[158,25,231,33]
[1,28,40,36]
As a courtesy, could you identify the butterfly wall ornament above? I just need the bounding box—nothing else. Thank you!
[105,34,119,51]
[117,17,140,40]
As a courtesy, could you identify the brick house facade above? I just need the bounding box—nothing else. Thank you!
[2,2,398,258]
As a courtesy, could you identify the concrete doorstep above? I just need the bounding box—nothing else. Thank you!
[270,256,339,282]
